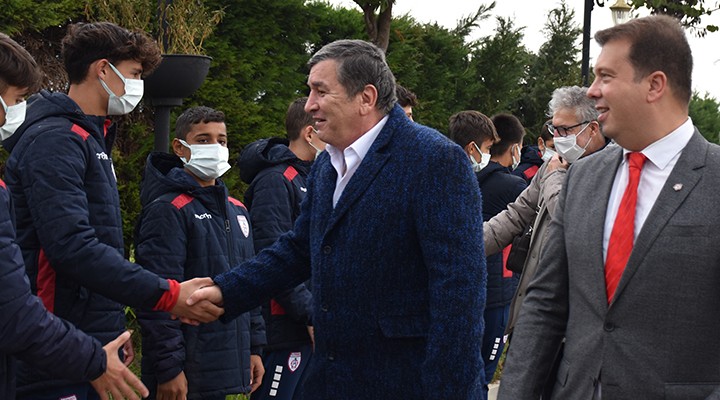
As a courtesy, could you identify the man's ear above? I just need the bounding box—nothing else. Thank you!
[303,125,315,142]
[92,59,110,80]
[358,84,378,116]
[465,141,476,156]
[646,71,667,104]
[172,138,186,158]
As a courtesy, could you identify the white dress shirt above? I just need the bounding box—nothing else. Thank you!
[326,115,389,207]
[602,117,695,261]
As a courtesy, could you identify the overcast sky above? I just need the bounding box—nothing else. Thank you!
[327,0,720,100]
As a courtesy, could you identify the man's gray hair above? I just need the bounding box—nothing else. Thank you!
[548,86,599,123]
[308,39,397,114]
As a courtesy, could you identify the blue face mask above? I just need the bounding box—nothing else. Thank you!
[541,147,557,162]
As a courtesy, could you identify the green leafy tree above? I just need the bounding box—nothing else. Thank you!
[518,1,582,138]
[467,17,532,118]
[385,16,473,130]
[0,0,82,35]
[628,0,719,35]
[690,92,720,143]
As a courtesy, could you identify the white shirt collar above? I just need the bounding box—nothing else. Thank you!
[326,115,389,177]
[623,117,694,170]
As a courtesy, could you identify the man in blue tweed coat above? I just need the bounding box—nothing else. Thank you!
[189,39,488,399]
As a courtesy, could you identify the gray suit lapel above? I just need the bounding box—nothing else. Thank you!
[583,145,624,306]
[613,131,708,301]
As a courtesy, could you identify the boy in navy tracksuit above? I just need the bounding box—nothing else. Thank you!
[449,111,526,394]
[135,106,266,399]
[238,97,325,400]
[0,31,148,400]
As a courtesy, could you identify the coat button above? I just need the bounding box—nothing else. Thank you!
[321,304,329,312]
[323,245,331,254]
[604,322,615,332]
[328,352,335,361]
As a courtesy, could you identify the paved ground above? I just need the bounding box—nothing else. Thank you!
[489,382,499,400]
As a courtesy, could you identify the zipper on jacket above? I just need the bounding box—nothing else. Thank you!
[217,189,236,268]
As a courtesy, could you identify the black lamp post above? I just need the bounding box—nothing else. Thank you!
[581,0,632,86]
[143,0,212,152]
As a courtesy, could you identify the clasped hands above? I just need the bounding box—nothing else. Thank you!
[170,277,226,325]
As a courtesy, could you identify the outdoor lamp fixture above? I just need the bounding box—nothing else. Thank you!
[609,0,633,25]
[581,0,633,86]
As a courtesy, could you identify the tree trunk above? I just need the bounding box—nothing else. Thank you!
[356,0,394,52]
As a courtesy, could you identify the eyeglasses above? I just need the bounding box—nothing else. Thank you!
[547,121,591,137]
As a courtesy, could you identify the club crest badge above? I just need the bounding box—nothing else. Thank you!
[288,352,302,372]
[237,215,250,238]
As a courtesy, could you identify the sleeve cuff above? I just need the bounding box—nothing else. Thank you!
[153,279,180,311]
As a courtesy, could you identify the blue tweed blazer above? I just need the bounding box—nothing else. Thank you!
[215,104,488,399]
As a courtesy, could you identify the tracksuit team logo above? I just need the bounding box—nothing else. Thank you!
[237,215,250,238]
[288,352,302,372]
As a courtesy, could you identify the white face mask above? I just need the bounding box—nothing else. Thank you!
[554,123,592,164]
[511,144,520,170]
[99,63,144,116]
[470,143,491,172]
[179,139,231,181]
[309,141,323,160]
[541,147,557,162]
[0,95,26,141]
[309,126,324,159]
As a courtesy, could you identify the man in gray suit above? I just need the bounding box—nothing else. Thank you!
[499,15,720,399]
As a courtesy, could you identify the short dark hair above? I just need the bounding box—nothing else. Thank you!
[490,113,525,157]
[175,106,225,140]
[540,119,554,142]
[308,39,397,114]
[448,110,499,148]
[396,84,417,108]
[595,14,692,104]
[285,97,313,141]
[0,33,42,94]
[62,22,161,84]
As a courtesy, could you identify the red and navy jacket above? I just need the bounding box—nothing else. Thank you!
[0,180,107,399]
[238,138,313,352]
[3,90,174,394]
[135,152,265,397]
[512,145,544,184]
[477,161,527,309]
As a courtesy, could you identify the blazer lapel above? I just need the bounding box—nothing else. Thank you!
[323,113,397,235]
[612,131,707,302]
[584,145,624,307]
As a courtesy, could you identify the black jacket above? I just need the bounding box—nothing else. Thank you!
[239,138,313,351]
[135,152,266,398]
[0,180,106,399]
[477,161,527,309]
[3,90,170,394]
[512,145,544,184]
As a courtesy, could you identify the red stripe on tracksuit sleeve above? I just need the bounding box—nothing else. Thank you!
[37,249,56,313]
[501,245,514,278]
[270,299,286,315]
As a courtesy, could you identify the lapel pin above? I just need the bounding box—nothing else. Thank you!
[673,183,683,191]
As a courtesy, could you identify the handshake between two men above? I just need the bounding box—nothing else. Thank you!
[171,277,226,324]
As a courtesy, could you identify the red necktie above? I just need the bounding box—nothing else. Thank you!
[605,152,647,303]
